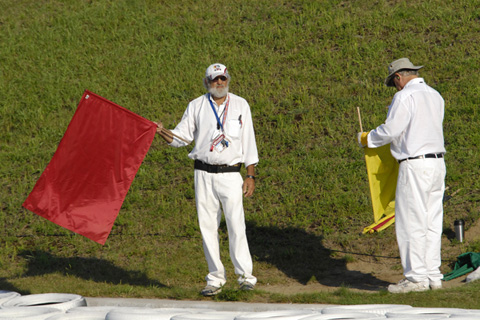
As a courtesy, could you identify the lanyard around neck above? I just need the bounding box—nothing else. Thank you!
[208,94,229,131]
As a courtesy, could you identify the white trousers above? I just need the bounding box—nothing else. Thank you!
[395,158,446,283]
[194,169,257,287]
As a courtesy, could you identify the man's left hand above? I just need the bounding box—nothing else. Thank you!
[243,178,255,197]
[357,132,369,148]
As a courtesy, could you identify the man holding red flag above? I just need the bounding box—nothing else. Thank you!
[156,63,258,296]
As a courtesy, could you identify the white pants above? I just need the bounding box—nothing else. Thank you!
[395,158,446,283]
[194,169,257,287]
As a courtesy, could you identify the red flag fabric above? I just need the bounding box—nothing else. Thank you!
[23,90,157,244]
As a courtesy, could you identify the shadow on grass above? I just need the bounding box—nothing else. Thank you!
[443,227,456,241]
[18,250,167,288]
[0,278,30,295]
[246,221,391,291]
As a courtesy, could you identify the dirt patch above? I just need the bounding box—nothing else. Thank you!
[260,219,480,294]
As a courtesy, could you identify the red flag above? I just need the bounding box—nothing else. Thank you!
[23,90,157,244]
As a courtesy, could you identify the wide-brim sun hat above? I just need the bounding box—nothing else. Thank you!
[205,63,229,81]
[385,58,423,87]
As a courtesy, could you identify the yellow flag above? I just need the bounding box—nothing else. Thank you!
[362,144,399,234]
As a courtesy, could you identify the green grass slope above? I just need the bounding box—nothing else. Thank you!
[1,0,480,307]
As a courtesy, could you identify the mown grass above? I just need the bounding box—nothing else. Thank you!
[1,0,480,309]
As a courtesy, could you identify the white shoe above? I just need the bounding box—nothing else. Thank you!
[388,279,429,293]
[201,285,222,296]
[240,281,255,291]
[430,280,442,290]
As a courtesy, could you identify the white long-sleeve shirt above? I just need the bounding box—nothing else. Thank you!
[169,93,259,167]
[368,78,446,160]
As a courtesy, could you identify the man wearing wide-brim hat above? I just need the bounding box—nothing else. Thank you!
[357,58,446,293]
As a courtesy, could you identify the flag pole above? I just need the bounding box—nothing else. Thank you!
[357,107,363,132]
[161,127,190,144]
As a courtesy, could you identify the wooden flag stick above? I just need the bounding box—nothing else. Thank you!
[357,107,363,132]
[161,127,190,144]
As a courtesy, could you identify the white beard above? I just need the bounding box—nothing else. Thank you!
[209,85,229,98]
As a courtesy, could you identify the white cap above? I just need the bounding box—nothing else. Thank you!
[205,63,229,80]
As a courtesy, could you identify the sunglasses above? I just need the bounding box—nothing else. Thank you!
[211,76,227,82]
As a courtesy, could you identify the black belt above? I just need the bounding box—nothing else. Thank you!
[398,153,444,163]
[194,160,242,173]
